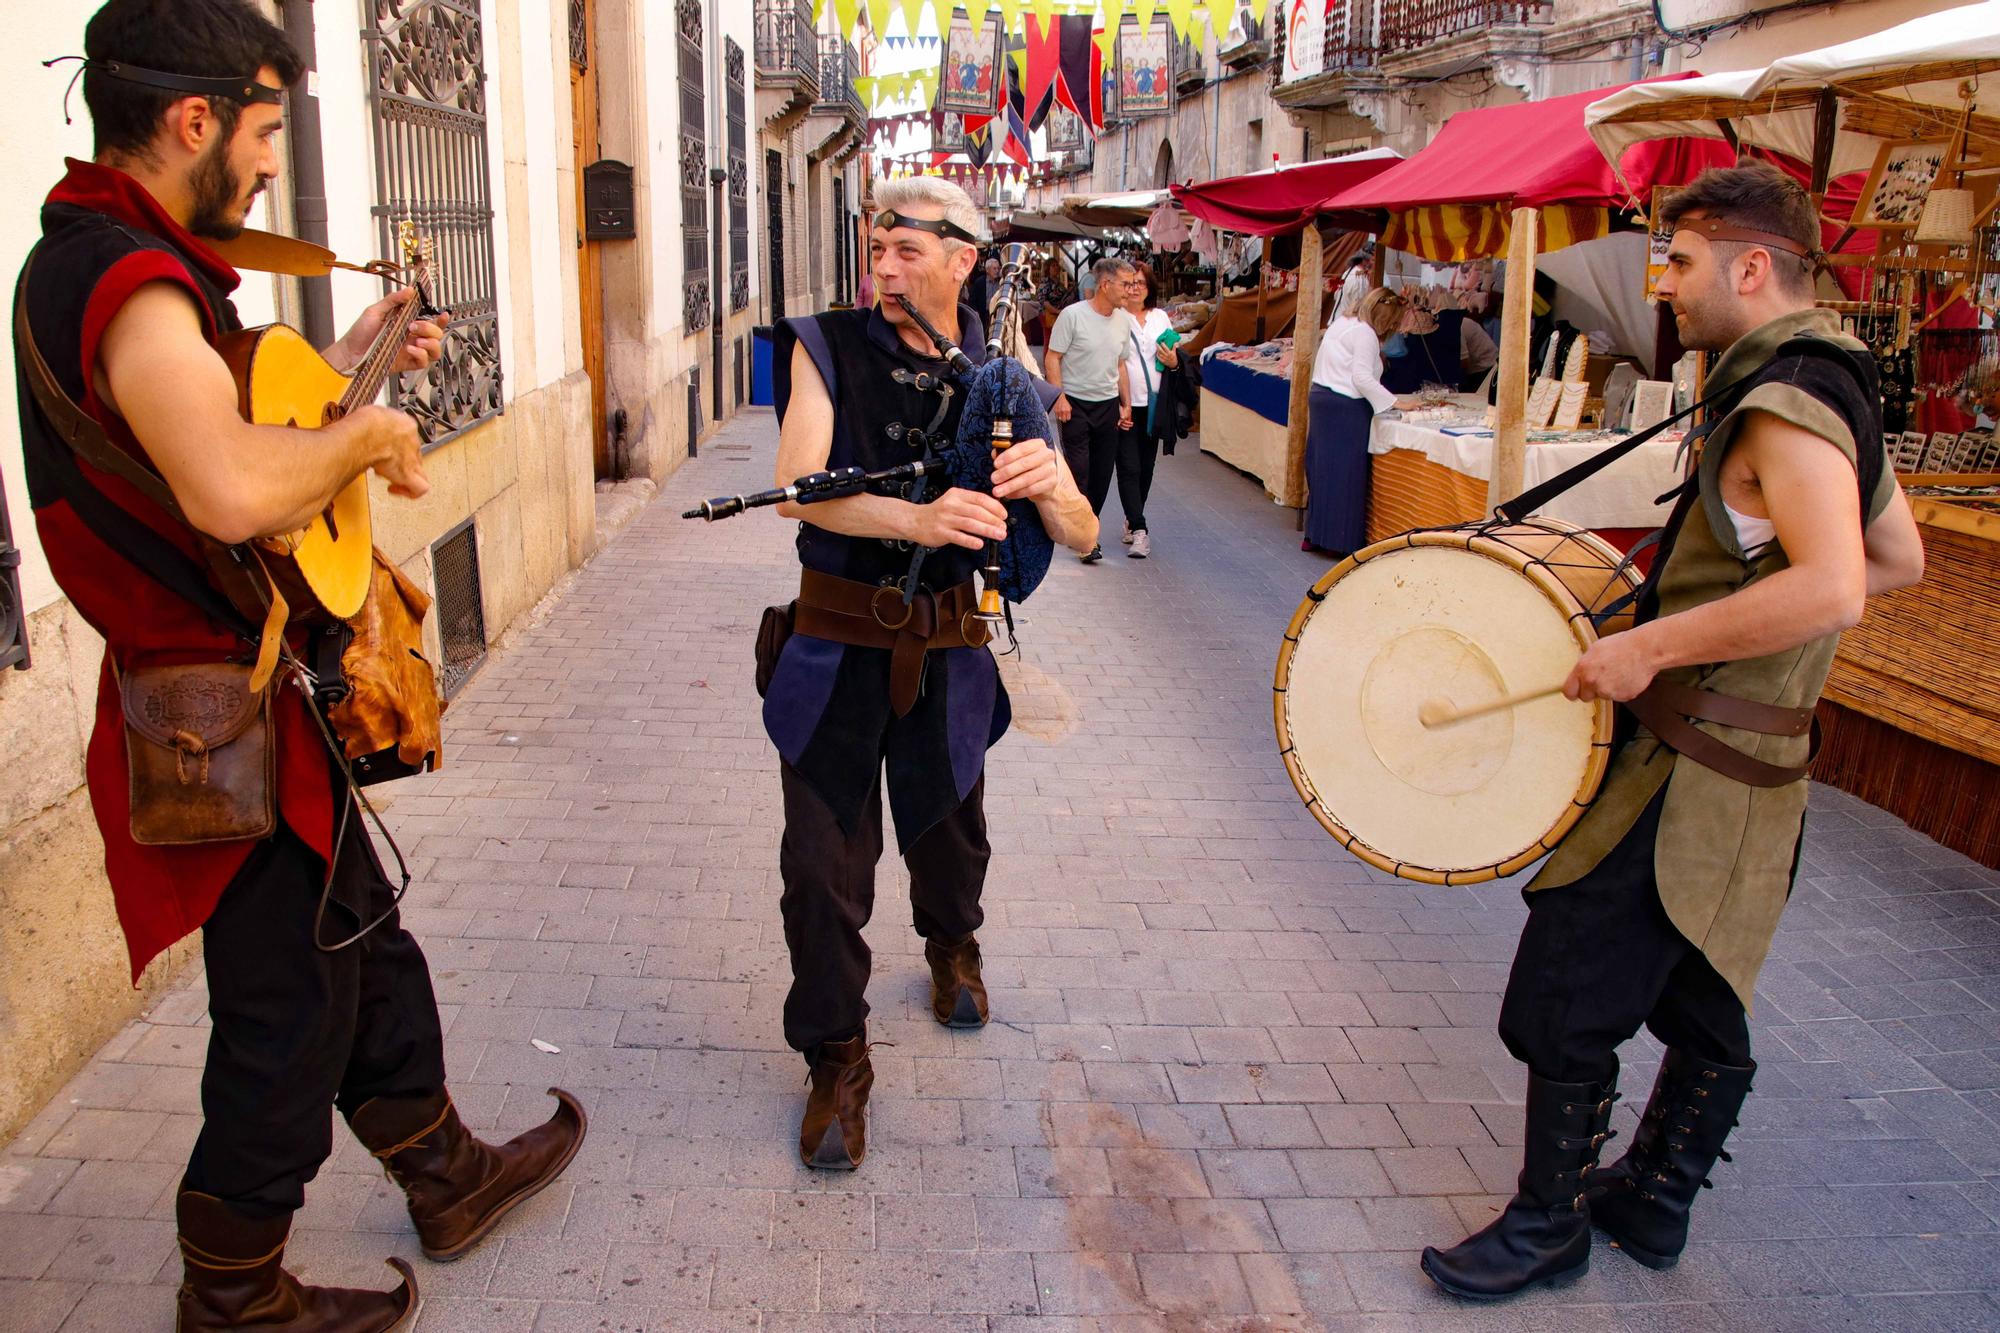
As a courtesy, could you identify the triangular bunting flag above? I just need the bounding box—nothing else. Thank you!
[863,0,893,41]
[898,0,927,37]
[1164,0,1196,40]
[1134,0,1158,28]
[830,0,861,43]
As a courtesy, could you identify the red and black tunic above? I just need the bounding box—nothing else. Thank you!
[14,159,336,982]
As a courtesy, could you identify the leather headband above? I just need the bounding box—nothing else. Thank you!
[1674,215,1813,260]
[874,209,980,244]
[44,56,282,124]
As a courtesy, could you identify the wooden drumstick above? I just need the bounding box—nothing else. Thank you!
[1419,684,1568,729]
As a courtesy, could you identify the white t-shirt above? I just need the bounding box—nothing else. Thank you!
[1311,316,1397,413]
[1048,300,1136,401]
[1120,307,1176,407]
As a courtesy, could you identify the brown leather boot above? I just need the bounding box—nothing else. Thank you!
[799,1032,874,1170]
[926,933,989,1028]
[175,1190,415,1331]
[345,1086,586,1262]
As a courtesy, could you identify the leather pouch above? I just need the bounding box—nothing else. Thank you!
[121,662,275,845]
[755,601,796,698]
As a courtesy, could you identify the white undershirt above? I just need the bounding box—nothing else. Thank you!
[1724,501,1777,557]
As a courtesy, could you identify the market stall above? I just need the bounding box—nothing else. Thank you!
[1325,78,1734,542]
[1582,0,2000,864]
[1167,151,1401,505]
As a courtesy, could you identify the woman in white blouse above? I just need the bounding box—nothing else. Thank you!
[1115,266,1179,559]
[1304,287,1409,555]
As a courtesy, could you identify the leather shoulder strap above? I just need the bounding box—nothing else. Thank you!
[14,251,187,521]
[1625,681,1817,788]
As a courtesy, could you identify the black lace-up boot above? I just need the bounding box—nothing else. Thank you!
[1591,1049,1754,1269]
[1420,1074,1618,1300]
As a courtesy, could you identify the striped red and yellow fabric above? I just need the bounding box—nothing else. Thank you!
[1381,204,1611,263]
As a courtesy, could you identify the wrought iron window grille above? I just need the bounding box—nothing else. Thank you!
[362,0,506,450]
[727,37,750,314]
[679,0,711,333]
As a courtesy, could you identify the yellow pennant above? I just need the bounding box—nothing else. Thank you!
[1205,0,1233,42]
[863,0,895,43]
[831,0,862,43]
[899,0,928,38]
[853,75,878,107]
[1102,0,1127,38]
[1164,0,1198,42]
[996,0,1023,38]
[1133,0,1159,30]
[1250,0,1271,23]
[1094,27,1116,61]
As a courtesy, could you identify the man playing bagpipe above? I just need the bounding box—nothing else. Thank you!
[765,178,1098,1169]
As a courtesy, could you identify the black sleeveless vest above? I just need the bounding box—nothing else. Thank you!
[773,305,987,592]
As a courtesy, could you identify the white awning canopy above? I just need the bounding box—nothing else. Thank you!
[1586,0,2000,186]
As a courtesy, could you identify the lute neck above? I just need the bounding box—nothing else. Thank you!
[339,281,425,412]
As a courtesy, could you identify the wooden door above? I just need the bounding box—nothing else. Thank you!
[569,0,608,478]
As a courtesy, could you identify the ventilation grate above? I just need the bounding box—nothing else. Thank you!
[431,519,486,698]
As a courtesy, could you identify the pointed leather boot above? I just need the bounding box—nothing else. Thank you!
[175,1190,415,1331]
[346,1086,586,1262]
[1592,1049,1754,1269]
[1421,1075,1617,1300]
[799,1031,874,1170]
[926,934,990,1028]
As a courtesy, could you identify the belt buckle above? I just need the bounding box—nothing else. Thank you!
[870,584,916,631]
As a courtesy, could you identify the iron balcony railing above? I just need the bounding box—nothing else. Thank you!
[815,36,864,120]
[1380,0,1553,52]
[753,0,819,93]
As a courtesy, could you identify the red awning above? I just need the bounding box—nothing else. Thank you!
[1328,76,1734,217]
[1168,151,1402,237]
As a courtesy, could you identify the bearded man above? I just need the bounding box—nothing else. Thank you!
[766,177,1097,1169]
[1421,161,1926,1300]
[12,3,584,1326]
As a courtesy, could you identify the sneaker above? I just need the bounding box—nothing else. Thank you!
[1080,544,1104,564]
[1128,530,1151,558]
[1121,521,1134,545]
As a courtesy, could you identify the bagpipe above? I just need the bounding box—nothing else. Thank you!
[683,242,1056,636]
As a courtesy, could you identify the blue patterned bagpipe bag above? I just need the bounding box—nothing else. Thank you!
[940,356,1056,604]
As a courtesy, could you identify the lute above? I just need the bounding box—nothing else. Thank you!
[215,222,437,620]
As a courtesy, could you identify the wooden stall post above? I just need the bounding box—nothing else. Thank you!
[1282,224,1326,512]
[1488,206,1538,513]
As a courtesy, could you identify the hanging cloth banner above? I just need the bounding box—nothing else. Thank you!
[938,7,1005,119]
[1053,14,1102,129]
[1022,13,1062,127]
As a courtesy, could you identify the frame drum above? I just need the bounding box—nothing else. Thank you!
[1273,519,1640,884]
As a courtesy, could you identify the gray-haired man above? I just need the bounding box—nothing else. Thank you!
[1046,257,1137,561]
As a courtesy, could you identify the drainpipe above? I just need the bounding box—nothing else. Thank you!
[281,0,334,348]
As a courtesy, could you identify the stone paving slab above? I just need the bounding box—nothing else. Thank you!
[4,407,2000,1332]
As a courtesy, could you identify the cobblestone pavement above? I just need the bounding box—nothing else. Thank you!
[6,407,2000,1333]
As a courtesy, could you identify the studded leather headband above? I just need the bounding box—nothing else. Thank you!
[873,209,980,244]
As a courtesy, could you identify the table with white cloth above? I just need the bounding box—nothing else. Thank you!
[1365,402,1684,547]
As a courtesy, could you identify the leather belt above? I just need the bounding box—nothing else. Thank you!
[1624,680,1818,788]
[794,568,991,717]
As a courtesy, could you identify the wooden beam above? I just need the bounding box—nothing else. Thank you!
[1283,226,1325,512]
[1810,88,1838,199]
[1489,207,1538,514]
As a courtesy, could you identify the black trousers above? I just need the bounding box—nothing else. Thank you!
[1061,395,1122,517]
[1115,421,1159,532]
[184,806,446,1218]
[1498,787,1751,1087]
[778,762,989,1055]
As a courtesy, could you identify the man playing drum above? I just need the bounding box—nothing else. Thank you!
[1421,162,1927,1299]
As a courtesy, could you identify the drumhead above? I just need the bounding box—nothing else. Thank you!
[1274,522,1632,884]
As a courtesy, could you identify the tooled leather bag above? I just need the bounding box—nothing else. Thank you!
[120,661,275,845]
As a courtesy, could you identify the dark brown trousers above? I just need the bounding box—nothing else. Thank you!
[778,762,989,1055]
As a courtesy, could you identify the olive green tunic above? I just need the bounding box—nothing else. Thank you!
[1528,309,1898,1011]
